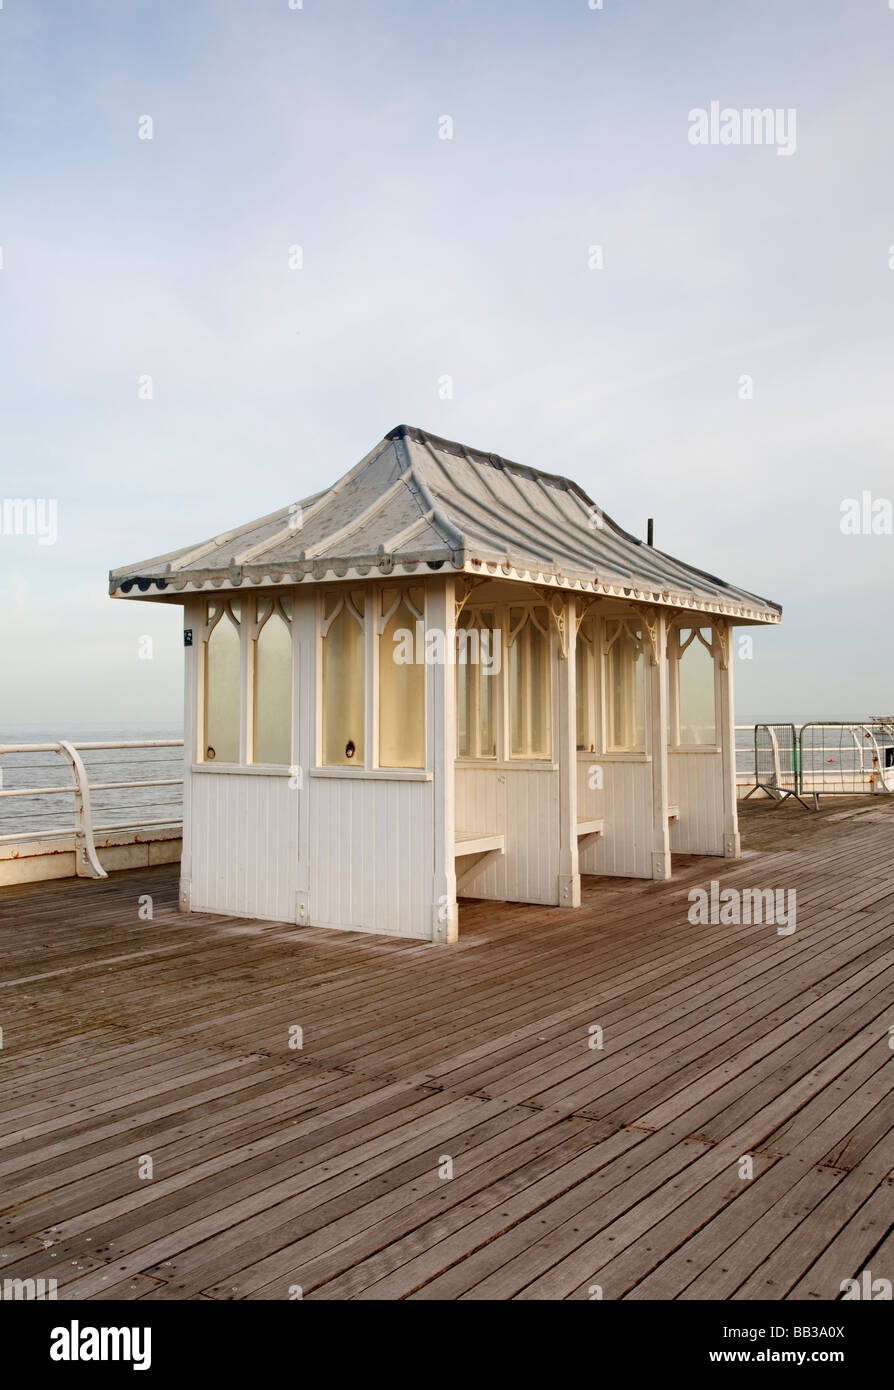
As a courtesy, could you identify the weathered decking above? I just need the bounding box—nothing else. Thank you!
[1,799,892,1301]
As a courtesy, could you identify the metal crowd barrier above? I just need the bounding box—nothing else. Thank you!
[745,722,894,809]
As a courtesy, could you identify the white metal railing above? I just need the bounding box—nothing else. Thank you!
[735,724,753,781]
[0,740,184,879]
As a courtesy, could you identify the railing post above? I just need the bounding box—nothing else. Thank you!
[864,725,884,794]
[768,726,781,794]
[57,741,107,879]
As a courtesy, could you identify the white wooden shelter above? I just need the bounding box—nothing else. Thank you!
[110,425,781,942]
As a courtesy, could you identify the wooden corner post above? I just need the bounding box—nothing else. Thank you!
[294,589,314,925]
[430,576,458,943]
[179,597,201,912]
[716,619,741,859]
[557,593,581,907]
[646,608,672,881]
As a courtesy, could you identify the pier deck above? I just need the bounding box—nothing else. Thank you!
[1,798,892,1300]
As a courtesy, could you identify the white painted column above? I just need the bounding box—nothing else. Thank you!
[179,597,201,912]
[294,590,315,925]
[429,576,458,943]
[647,609,671,881]
[557,594,581,907]
[239,595,253,765]
[717,620,741,859]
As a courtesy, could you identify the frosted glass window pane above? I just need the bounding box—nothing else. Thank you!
[457,616,471,758]
[605,622,644,752]
[509,608,549,758]
[575,623,595,752]
[678,630,716,745]
[456,609,497,759]
[667,655,674,743]
[379,590,425,768]
[254,611,292,765]
[322,593,365,766]
[478,613,497,758]
[205,614,240,763]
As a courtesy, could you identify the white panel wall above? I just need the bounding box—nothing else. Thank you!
[188,771,297,921]
[454,765,560,905]
[576,757,654,879]
[180,588,733,938]
[669,751,724,855]
[309,776,434,936]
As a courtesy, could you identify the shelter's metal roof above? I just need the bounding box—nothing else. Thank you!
[109,424,781,622]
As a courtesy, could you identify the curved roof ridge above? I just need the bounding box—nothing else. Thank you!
[109,422,781,623]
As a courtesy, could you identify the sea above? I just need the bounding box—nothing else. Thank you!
[1,723,888,839]
[0,724,184,838]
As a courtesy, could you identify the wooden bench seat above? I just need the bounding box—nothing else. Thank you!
[454,830,505,858]
[454,830,505,895]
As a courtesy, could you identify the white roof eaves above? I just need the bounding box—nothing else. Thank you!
[109,548,781,623]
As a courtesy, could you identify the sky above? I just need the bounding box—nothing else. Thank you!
[0,0,892,732]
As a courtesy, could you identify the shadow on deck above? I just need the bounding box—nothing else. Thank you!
[0,798,892,1300]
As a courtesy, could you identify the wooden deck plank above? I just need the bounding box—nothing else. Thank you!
[731,1131,894,1300]
[0,797,891,1300]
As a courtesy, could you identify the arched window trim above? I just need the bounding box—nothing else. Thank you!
[320,589,364,638]
[575,615,598,753]
[456,603,499,760]
[252,593,293,641]
[319,588,368,768]
[202,599,242,765]
[507,602,551,760]
[378,584,424,634]
[508,602,550,647]
[602,614,644,656]
[250,596,294,767]
[378,585,426,770]
[667,620,718,748]
[668,621,714,661]
[459,603,497,631]
[202,597,241,642]
[602,614,646,753]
